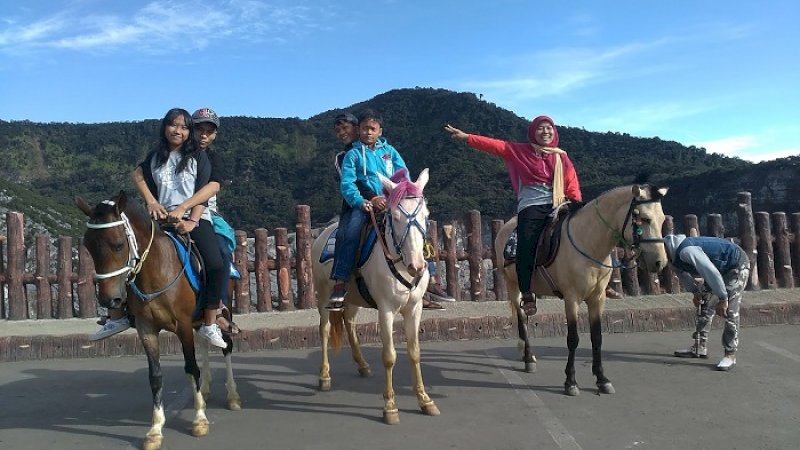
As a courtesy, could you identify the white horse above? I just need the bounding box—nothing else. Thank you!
[496,184,669,396]
[311,168,440,424]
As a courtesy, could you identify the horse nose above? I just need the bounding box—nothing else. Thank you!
[407,263,426,277]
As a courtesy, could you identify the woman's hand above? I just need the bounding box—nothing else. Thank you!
[176,218,198,235]
[444,124,469,141]
[167,205,188,223]
[370,195,387,213]
[147,201,168,221]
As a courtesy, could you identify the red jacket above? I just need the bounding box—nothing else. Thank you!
[467,134,582,201]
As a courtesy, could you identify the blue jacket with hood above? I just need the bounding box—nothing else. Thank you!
[340,137,408,208]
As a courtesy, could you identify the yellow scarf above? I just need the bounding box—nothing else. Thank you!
[532,144,566,206]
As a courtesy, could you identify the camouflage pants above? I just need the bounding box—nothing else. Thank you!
[693,253,750,354]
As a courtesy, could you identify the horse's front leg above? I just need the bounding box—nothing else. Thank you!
[199,336,211,400]
[588,303,615,394]
[318,310,333,391]
[378,309,399,425]
[179,324,209,438]
[138,328,166,450]
[345,305,371,377]
[563,301,581,397]
[402,302,439,417]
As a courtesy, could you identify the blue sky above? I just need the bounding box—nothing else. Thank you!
[1,0,798,162]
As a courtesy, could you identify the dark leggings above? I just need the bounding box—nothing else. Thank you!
[190,219,227,309]
[516,204,552,294]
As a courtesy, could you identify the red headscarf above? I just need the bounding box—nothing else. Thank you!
[527,115,559,147]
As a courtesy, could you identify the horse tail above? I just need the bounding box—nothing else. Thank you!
[329,310,345,352]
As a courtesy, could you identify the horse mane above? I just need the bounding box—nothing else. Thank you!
[385,169,423,209]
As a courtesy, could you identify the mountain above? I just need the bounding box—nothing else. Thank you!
[0,88,796,238]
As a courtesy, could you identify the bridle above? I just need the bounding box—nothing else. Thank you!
[369,195,428,289]
[567,193,664,269]
[86,203,188,301]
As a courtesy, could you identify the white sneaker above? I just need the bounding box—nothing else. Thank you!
[197,324,227,348]
[716,354,736,371]
[90,317,131,341]
[674,343,708,358]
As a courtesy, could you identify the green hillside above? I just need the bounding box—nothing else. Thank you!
[2,87,794,238]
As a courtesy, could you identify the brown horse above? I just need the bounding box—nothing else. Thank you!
[496,184,669,395]
[76,191,241,450]
[311,168,440,424]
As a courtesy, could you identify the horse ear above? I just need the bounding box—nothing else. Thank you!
[379,174,397,193]
[116,190,127,212]
[415,168,430,191]
[75,196,93,217]
[657,186,669,197]
[631,185,642,198]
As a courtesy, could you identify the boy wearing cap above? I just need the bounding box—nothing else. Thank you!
[326,112,453,311]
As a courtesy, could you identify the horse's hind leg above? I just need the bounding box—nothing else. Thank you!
[403,308,440,418]
[589,304,614,394]
[344,305,371,377]
[563,301,581,397]
[222,338,242,410]
[512,299,536,373]
[199,337,212,400]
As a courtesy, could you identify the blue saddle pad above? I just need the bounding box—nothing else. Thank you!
[164,231,202,292]
[318,226,377,267]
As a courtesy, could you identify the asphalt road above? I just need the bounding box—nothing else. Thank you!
[2,325,799,450]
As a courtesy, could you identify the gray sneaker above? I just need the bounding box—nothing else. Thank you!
[90,317,131,341]
[674,343,708,359]
[197,324,227,348]
[426,282,455,302]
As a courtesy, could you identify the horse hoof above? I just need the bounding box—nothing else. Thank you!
[358,367,372,377]
[565,385,580,397]
[227,398,242,411]
[383,409,400,425]
[143,435,163,450]
[524,361,537,373]
[319,379,332,391]
[598,382,615,394]
[192,419,209,437]
[421,402,440,416]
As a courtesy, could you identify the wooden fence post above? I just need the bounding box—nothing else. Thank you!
[78,238,97,318]
[442,223,460,301]
[791,213,800,287]
[35,234,52,319]
[771,212,794,288]
[0,237,5,318]
[659,215,679,293]
[7,212,26,320]
[56,236,73,318]
[295,206,314,309]
[754,212,776,289]
[684,214,699,237]
[275,228,295,311]
[490,219,507,302]
[233,230,250,314]
[254,228,273,312]
[706,214,725,237]
[620,247,640,296]
[466,210,485,301]
[737,192,759,290]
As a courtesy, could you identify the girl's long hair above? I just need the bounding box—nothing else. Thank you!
[155,108,198,173]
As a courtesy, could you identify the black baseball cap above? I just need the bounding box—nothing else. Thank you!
[334,112,358,126]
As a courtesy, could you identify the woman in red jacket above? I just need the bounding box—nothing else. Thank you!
[444,116,582,315]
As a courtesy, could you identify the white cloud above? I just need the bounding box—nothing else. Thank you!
[0,1,323,54]
[697,135,799,162]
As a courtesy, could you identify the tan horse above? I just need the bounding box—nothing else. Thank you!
[496,184,669,396]
[76,192,241,450]
[311,168,440,424]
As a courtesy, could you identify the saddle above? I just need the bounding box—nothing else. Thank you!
[503,203,573,268]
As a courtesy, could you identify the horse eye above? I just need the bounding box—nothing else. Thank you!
[113,243,125,252]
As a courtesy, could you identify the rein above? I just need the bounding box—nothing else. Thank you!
[87,213,191,301]
[567,194,663,269]
[368,196,427,290]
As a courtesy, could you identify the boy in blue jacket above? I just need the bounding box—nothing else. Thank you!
[325,109,408,311]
